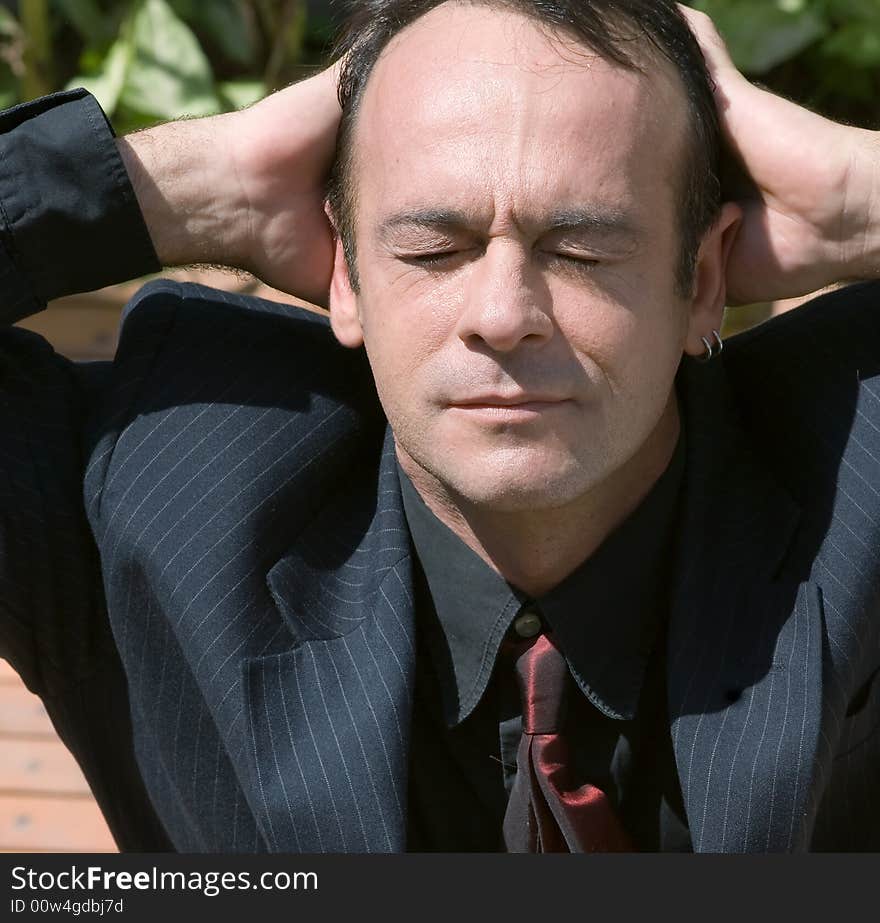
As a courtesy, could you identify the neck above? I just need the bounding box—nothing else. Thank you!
[398,393,681,597]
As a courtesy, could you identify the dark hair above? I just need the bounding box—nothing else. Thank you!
[326,0,721,296]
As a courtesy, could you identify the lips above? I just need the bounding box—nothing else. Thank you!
[450,394,567,407]
[447,395,572,421]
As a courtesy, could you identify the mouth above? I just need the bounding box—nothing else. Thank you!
[450,392,569,406]
[448,396,572,420]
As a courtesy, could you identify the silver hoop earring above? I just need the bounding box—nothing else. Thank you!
[698,329,723,363]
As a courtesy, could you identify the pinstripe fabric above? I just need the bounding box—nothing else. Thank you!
[667,281,880,851]
[81,280,388,851]
[2,277,879,851]
[667,351,820,853]
[242,431,416,852]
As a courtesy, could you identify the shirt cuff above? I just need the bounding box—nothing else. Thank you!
[0,88,160,322]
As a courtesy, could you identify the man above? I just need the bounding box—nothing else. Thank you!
[0,0,878,852]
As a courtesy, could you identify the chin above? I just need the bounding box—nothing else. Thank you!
[427,449,603,514]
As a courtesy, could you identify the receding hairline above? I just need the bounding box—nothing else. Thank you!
[344,0,690,188]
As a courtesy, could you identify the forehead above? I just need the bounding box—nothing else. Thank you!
[354,3,689,229]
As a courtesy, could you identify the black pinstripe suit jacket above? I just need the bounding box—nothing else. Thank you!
[2,277,879,852]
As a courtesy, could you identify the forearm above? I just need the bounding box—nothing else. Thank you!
[117,115,245,270]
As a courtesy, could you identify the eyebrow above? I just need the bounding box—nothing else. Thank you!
[542,207,642,241]
[378,208,471,240]
[377,206,643,243]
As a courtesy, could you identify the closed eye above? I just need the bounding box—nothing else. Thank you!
[401,250,601,272]
[548,252,599,268]
[401,250,469,269]
[408,251,458,264]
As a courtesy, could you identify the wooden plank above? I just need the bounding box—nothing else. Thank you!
[0,739,92,795]
[0,794,116,851]
[0,683,54,737]
[0,660,118,852]
[16,302,122,361]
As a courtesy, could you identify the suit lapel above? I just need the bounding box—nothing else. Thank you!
[668,357,824,852]
[242,428,416,852]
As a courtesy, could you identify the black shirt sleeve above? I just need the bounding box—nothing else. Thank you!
[0,88,159,692]
[0,87,160,322]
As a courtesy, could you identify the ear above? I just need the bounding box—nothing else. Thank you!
[325,202,364,349]
[683,201,742,358]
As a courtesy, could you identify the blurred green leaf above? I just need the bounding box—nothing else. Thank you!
[119,0,220,120]
[166,0,194,15]
[218,78,265,109]
[169,0,256,65]
[693,0,827,73]
[0,7,19,37]
[52,0,111,43]
[822,23,880,67]
[263,0,307,90]
[0,59,18,108]
[282,1,307,65]
[814,53,877,103]
[66,0,220,124]
[66,30,131,112]
[823,0,880,24]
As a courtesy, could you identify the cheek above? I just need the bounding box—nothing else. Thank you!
[357,251,476,360]
[359,254,460,334]
[356,293,456,425]
[553,284,687,394]
[361,302,450,374]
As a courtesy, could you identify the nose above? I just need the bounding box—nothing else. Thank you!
[455,242,554,353]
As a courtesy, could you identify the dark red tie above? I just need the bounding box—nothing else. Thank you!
[501,631,633,852]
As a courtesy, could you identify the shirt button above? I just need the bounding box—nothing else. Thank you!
[513,609,542,638]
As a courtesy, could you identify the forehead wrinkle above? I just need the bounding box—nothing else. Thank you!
[377,205,643,243]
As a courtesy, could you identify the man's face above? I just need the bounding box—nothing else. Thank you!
[331,3,723,514]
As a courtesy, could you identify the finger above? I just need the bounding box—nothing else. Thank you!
[677,4,738,80]
[677,5,760,160]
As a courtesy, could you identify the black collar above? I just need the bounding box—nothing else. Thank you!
[399,427,686,727]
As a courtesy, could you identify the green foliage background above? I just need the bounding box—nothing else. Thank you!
[0,0,335,130]
[0,0,876,132]
[691,0,879,126]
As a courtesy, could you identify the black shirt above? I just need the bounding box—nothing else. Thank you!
[400,432,692,851]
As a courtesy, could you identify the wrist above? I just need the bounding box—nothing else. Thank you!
[117,114,248,270]
[842,128,880,280]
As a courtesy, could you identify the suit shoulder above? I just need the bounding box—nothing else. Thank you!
[721,280,880,520]
[85,279,380,508]
[725,280,880,383]
[110,278,371,399]
[119,278,337,352]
